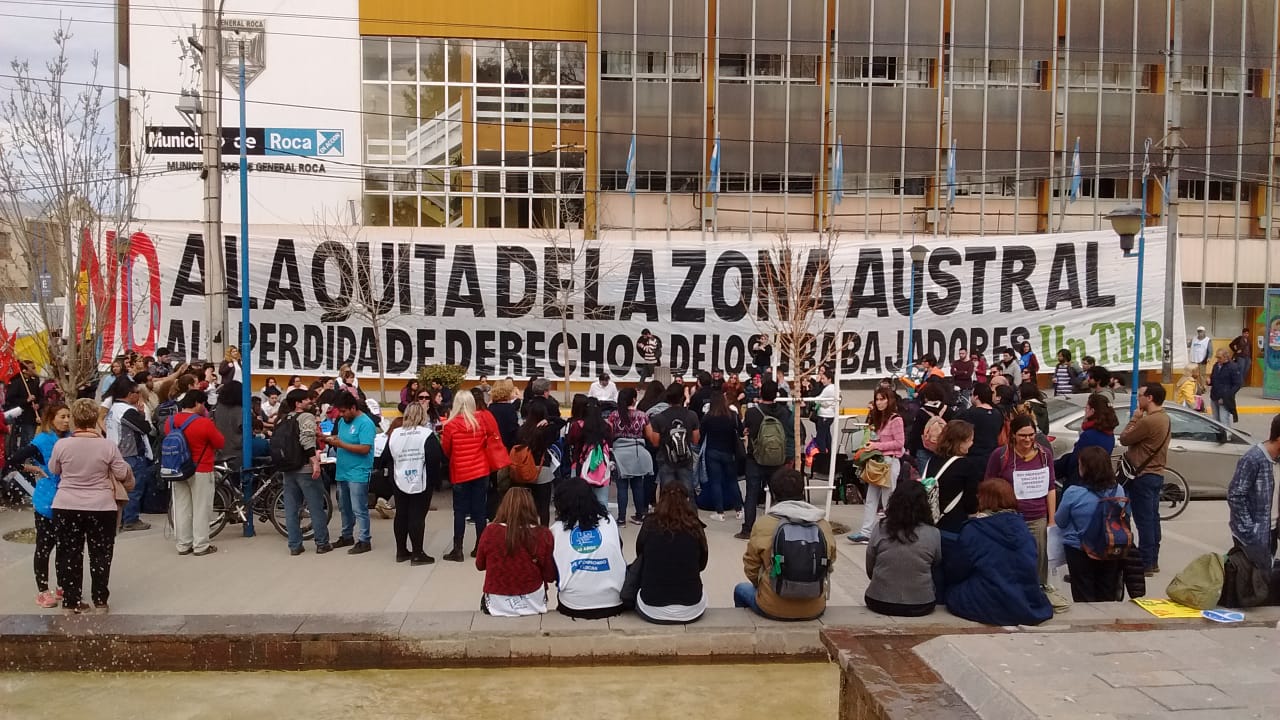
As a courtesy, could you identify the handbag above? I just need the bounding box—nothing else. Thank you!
[114,462,137,506]
[1115,426,1171,486]
[862,458,892,488]
[484,430,510,473]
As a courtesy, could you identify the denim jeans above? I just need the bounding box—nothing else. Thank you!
[1212,400,1234,428]
[282,470,330,550]
[733,582,763,615]
[616,474,647,520]
[452,478,488,543]
[741,460,781,534]
[121,456,152,525]
[337,480,371,543]
[1128,472,1164,571]
[590,483,610,511]
[704,448,743,513]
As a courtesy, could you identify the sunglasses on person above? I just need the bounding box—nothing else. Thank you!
[417,394,431,401]
[1014,431,1037,440]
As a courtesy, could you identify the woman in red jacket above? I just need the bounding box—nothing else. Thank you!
[441,391,500,562]
[475,487,556,616]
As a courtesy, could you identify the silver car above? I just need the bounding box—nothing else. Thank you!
[1046,396,1251,500]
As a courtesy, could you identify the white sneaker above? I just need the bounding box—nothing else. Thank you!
[710,512,725,522]
[735,509,744,521]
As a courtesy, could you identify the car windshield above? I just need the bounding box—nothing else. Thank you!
[1046,398,1082,422]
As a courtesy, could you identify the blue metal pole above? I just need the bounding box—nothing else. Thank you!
[1130,156,1148,416]
[238,43,255,537]
[906,255,916,398]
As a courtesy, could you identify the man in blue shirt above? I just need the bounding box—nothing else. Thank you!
[324,393,377,554]
[1228,413,1280,560]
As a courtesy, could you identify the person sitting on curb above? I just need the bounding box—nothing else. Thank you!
[735,469,837,621]
[475,487,556,616]
[864,481,941,617]
[633,483,708,625]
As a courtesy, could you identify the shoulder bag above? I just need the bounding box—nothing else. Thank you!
[1115,425,1171,487]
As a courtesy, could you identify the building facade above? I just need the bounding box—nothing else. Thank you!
[128,0,1280,340]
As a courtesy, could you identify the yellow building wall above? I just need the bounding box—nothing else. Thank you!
[360,0,590,41]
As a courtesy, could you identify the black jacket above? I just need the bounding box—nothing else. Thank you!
[4,373,41,427]
[488,401,521,450]
[636,521,708,607]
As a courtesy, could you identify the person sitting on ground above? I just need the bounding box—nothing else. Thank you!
[864,481,941,617]
[633,482,708,624]
[475,487,556,616]
[1055,447,1127,603]
[735,469,837,620]
[551,477,627,619]
[942,478,1053,627]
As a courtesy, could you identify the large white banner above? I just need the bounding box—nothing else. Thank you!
[110,224,1183,380]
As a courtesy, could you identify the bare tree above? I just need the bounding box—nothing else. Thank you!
[306,206,393,402]
[752,230,854,467]
[0,25,149,398]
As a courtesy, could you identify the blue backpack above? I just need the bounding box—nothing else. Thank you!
[159,415,200,481]
[1081,489,1134,561]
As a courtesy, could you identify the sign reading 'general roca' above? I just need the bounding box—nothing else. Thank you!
[87,225,1185,380]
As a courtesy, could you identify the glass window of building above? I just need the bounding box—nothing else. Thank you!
[361,37,586,228]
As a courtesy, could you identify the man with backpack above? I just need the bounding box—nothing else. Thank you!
[274,389,331,556]
[164,389,224,556]
[734,469,836,620]
[736,380,794,540]
[644,383,701,501]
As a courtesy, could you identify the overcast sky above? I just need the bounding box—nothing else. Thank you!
[0,5,114,87]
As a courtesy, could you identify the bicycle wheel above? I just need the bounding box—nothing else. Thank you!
[1158,469,1191,521]
[269,477,328,541]
[209,484,233,539]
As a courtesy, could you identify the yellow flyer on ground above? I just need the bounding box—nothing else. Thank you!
[1132,598,1204,619]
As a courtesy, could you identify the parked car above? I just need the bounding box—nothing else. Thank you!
[1045,396,1251,499]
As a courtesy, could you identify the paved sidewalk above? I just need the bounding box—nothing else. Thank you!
[917,627,1280,719]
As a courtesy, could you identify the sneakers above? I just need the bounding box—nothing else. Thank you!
[1043,585,1072,614]
[177,547,194,556]
[709,512,725,522]
[93,603,110,615]
[35,590,58,609]
[332,537,355,549]
[735,509,745,521]
[193,545,218,556]
[410,553,436,566]
[347,541,372,555]
[120,520,151,532]
[290,547,305,556]
[846,534,870,544]
[733,531,751,540]
[315,544,334,555]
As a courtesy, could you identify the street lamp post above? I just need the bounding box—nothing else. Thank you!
[1107,138,1152,416]
[237,38,254,536]
[905,244,928,396]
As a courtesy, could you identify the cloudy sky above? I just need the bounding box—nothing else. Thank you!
[0,2,114,86]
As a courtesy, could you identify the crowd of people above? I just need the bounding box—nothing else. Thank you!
[6,329,1274,620]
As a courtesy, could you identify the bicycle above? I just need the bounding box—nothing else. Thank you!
[168,463,330,540]
[1157,469,1191,521]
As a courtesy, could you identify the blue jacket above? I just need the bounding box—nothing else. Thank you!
[1059,427,1116,487]
[1209,361,1242,408]
[942,511,1052,627]
[29,431,64,519]
[1055,484,1125,549]
[1228,444,1278,549]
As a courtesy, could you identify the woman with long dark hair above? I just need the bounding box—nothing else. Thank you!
[848,387,905,544]
[1057,393,1118,489]
[399,379,420,412]
[568,396,614,508]
[14,403,71,607]
[637,380,667,413]
[925,420,986,533]
[475,487,556,616]
[985,413,1060,605]
[864,481,941,617]
[700,391,743,522]
[516,402,558,525]
[634,482,708,624]
[1055,447,1126,602]
[608,387,651,525]
[551,478,626,618]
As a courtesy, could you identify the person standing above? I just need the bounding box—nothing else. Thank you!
[1230,327,1254,385]
[441,392,498,561]
[700,391,743,523]
[1118,383,1172,576]
[5,360,43,451]
[1055,447,1127,603]
[1226,413,1280,561]
[813,366,839,456]
[47,399,132,613]
[1017,341,1040,378]
[516,402,559,525]
[324,393,377,555]
[167,390,224,557]
[1209,348,1243,427]
[104,380,155,532]
[212,380,245,472]
[985,415,1058,586]
[644,383,702,500]
[1055,393,1118,489]
[387,403,443,565]
[1188,326,1213,377]
[736,380,793,540]
[608,387,652,526]
[958,384,1004,464]
[950,348,975,404]
[749,334,773,377]
[636,329,662,383]
[277,389,331,556]
[18,404,70,608]
[925,420,986,534]
[1052,350,1081,397]
[1173,365,1205,411]
[847,387,906,544]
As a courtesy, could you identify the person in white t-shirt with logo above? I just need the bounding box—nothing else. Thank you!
[386,403,444,565]
[551,478,626,619]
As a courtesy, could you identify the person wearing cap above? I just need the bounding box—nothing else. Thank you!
[588,372,619,404]
[1189,326,1213,377]
[149,348,176,378]
[636,329,661,383]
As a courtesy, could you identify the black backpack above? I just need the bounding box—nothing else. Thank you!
[664,418,693,465]
[269,412,308,472]
[769,519,830,599]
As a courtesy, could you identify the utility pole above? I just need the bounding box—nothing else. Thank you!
[1162,0,1184,384]
[201,0,226,361]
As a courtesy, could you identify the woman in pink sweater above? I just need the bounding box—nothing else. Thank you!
[848,387,906,543]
